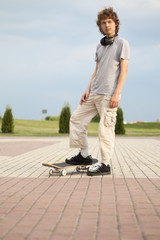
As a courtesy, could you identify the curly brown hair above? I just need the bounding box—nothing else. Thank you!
[96,7,120,35]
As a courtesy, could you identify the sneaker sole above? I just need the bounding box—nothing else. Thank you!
[87,171,111,176]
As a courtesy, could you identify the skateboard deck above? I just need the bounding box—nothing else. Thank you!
[42,158,98,176]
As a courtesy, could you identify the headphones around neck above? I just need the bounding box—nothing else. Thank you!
[100,34,118,46]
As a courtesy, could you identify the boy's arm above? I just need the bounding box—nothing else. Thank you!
[110,59,129,108]
[80,63,98,105]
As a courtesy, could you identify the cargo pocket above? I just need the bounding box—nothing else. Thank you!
[104,109,117,127]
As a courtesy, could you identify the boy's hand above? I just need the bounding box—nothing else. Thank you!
[110,93,120,108]
[80,89,90,105]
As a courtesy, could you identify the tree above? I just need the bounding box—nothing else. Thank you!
[1,106,14,133]
[91,113,100,122]
[115,107,125,135]
[59,103,71,133]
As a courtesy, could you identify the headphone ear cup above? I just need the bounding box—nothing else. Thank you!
[100,37,107,46]
[100,34,118,46]
[100,36,114,46]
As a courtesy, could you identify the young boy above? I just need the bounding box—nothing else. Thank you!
[65,7,130,176]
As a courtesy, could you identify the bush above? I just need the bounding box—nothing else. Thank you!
[45,116,59,121]
[115,107,125,135]
[59,104,71,133]
[1,106,14,133]
[91,114,100,122]
[45,116,52,121]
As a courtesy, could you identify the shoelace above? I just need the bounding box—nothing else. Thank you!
[90,163,102,171]
[71,153,79,159]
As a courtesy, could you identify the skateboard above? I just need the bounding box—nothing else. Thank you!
[42,158,98,176]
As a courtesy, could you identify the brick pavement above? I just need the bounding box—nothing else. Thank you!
[0,136,160,240]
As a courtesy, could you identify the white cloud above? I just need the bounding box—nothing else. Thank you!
[114,0,160,11]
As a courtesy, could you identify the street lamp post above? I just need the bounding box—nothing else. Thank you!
[42,109,47,120]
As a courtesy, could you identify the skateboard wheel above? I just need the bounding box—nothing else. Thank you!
[49,169,54,176]
[61,169,67,176]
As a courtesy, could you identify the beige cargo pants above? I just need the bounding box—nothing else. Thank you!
[69,93,117,164]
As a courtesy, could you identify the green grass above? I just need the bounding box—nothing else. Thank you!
[0,119,159,137]
[124,122,160,136]
[0,119,61,136]
[87,122,160,136]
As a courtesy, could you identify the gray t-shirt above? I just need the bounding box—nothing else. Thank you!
[90,36,130,96]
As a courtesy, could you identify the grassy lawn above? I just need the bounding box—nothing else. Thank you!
[0,119,61,137]
[88,122,160,136]
[0,119,160,137]
[124,122,160,136]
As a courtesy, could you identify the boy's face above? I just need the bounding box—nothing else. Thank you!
[100,18,117,37]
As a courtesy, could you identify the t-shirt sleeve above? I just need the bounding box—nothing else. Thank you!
[120,40,130,60]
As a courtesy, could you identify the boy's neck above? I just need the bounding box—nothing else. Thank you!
[106,32,116,38]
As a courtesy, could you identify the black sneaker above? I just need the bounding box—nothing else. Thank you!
[87,163,111,176]
[65,152,93,165]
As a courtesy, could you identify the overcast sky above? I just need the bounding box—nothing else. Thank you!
[0,0,160,122]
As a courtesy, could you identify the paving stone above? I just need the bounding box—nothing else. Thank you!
[0,136,160,240]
